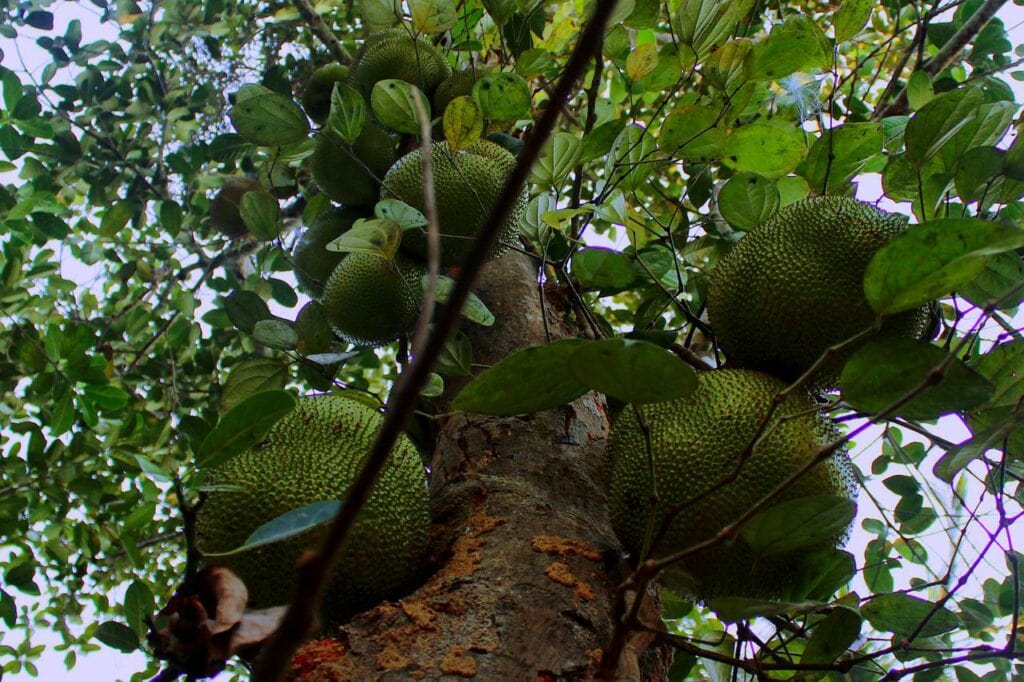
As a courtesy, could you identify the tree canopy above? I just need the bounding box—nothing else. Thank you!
[0,0,1022,680]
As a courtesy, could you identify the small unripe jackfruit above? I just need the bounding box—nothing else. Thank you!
[301,63,350,124]
[350,28,451,97]
[208,177,262,238]
[311,125,399,207]
[292,206,367,298]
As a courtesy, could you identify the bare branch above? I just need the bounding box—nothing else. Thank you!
[290,0,353,65]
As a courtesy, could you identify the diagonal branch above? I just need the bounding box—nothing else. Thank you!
[291,0,353,64]
[251,3,623,679]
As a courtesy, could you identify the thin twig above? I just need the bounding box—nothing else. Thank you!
[410,89,439,358]
[290,0,353,64]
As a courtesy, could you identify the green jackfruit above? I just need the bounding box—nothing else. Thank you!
[350,28,451,97]
[195,393,430,622]
[207,177,262,238]
[706,196,930,387]
[608,369,856,602]
[301,63,350,124]
[311,124,399,207]
[292,206,368,298]
[432,66,492,115]
[381,140,525,266]
[322,252,425,346]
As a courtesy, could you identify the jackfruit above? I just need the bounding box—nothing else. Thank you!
[311,124,399,207]
[350,28,451,97]
[195,393,430,621]
[381,140,525,266]
[706,196,929,387]
[432,66,492,115]
[322,252,425,346]
[301,63,350,124]
[207,177,262,238]
[292,206,368,298]
[608,369,856,601]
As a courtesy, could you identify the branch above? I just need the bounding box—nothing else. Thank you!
[290,0,353,64]
[251,3,623,679]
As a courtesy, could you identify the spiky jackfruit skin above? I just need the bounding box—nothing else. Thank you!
[293,206,368,298]
[706,196,930,388]
[195,394,430,622]
[432,67,492,115]
[350,28,451,97]
[301,63,350,124]
[322,253,425,346]
[381,140,525,266]
[311,125,399,207]
[208,177,262,238]
[608,369,856,602]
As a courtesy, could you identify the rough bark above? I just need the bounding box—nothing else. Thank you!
[289,253,672,680]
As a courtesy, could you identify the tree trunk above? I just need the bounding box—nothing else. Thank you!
[290,253,672,681]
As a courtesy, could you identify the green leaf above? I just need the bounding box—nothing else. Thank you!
[203,501,341,557]
[327,83,366,145]
[252,319,298,350]
[959,251,1024,310]
[224,290,272,334]
[840,338,994,420]
[436,331,473,377]
[802,607,862,664]
[904,87,983,167]
[229,84,309,146]
[410,0,458,33]
[197,390,297,469]
[421,372,445,397]
[99,201,134,238]
[953,146,1003,202]
[452,339,590,416]
[709,597,824,622]
[431,275,495,326]
[326,218,403,258]
[375,200,428,231]
[295,301,333,356]
[239,189,281,240]
[94,621,139,653]
[803,123,882,194]
[482,0,517,24]
[722,121,806,179]
[572,248,638,291]
[933,420,1019,483]
[741,495,856,556]
[530,132,582,189]
[219,358,288,413]
[123,581,153,637]
[570,339,697,404]
[606,123,656,192]
[861,593,962,639]
[371,79,427,135]
[744,15,831,82]
[832,0,873,43]
[864,218,1024,314]
[717,172,779,230]
[660,106,723,162]
[83,385,130,411]
[906,70,934,111]
[472,72,532,121]
[49,391,75,436]
[443,96,484,152]
[675,0,737,60]
[361,0,403,30]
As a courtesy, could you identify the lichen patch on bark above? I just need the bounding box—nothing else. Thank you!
[544,561,595,602]
[531,535,603,561]
[440,645,478,677]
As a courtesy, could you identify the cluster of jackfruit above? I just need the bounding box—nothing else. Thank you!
[292,26,523,347]
[608,196,930,603]
[195,394,430,622]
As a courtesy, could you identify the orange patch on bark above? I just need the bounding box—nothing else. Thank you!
[440,645,478,678]
[400,598,438,630]
[289,638,351,680]
[375,644,411,672]
[531,535,602,561]
[544,562,595,602]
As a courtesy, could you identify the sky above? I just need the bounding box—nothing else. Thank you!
[1,2,1024,681]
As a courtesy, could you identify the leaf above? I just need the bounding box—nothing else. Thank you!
[436,331,473,377]
[840,338,994,420]
[229,84,309,146]
[431,275,495,326]
[709,597,824,622]
[953,146,1003,202]
[571,248,638,291]
[660,106,724,162]
[904,87,983,167]
[472,72,532,121]
[197,390,296,469]
[295,301,333,356]
[452,339,590,416]
[832,0,872,43]
[744,15,831,82]
[529,132,582,189]
[906,70,934,111]
[99,201,134,238]
[326,218,403,259]
[410,0,458,33]
[327,83,365,145]
[375,200,428,231]
[570,338,697,404]
[94,621,140,653]
[717,172,779,230]
[443,96,484,152]
[626,43,659,81]
[239,189,281,240]
[203,501,340,557]
[371,79,427,135]
[219,358,288,414]
[252,319,298,350]
[421,372,445,397]
[722,121,806,179]
[606,123,656,192]
[124,581,154,637]
[803,123,882,194]
[224,290,272,334]
[740,495,856,555]
[83,384,130,411]
[959,251,1024,310]
[861,593,962,639]
[675,0,737,59]
[864,218,1024,314]
[802,607,862,664]
[933,419,1020,483]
